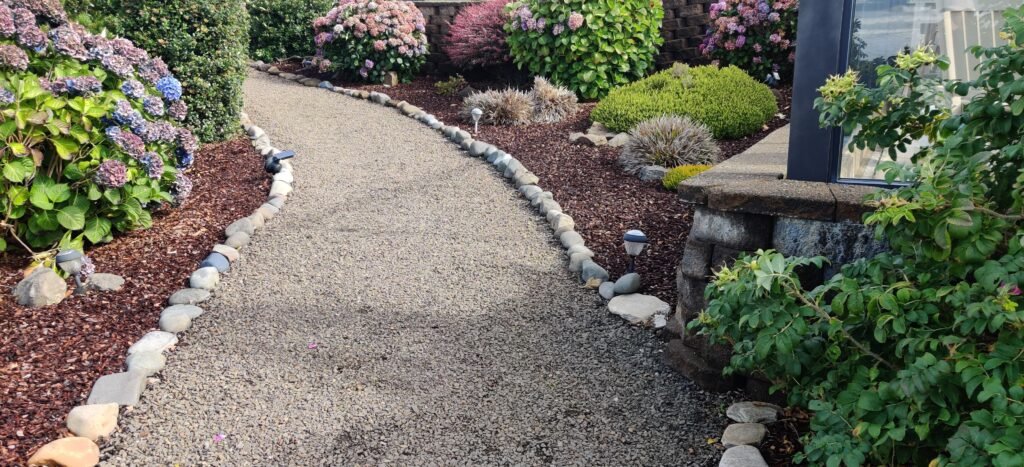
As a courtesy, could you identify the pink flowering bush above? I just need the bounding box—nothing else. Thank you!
[700,0,799,84]
[443,0,510,69]
[313,0,428,83]
[0,0,197,252]
[505,0,663,99]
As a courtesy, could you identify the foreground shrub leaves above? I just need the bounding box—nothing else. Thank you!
[692,7,1024,466]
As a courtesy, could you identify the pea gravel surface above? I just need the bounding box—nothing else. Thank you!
[103,71,734,466]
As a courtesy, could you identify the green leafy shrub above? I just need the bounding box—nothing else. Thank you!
[691,9,1024,465]
[1,1,199,252]
[591,65,777,139]
[662,164,712,190]
[620,116,720,175]
[505,0,663,100]
[114,0,250,142]
[434,74,467,96]
[247,0,333,62]
[312,0,428,83]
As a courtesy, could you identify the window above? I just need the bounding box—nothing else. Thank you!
[838,0,1013,181]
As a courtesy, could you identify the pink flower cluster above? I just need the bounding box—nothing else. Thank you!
[510,5,580,35]
[700,0,798,82]
[313,0,428,81]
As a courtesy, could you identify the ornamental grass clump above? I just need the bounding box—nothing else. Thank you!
[620,116,720,175]
[591,65,777,139]
[530,76,577,123]
[692,8,1024,465]
[0,0,197,252]
[313,0,428,83]
[462,88,533,125]
[443,0,510,69]
[700,0,799,83]
[505,0,663,99]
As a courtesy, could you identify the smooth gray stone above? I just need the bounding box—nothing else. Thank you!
[225,232,251,249]
[273,171,294,184]
[88,273,125,292]
[539,199,562,216]
[560,231,585,249]
[580,260,610,283]
[503,159,523,178]
[454,130,472,144]
[552,214,575,236]
[607,294,670,324]
[267,196,286,209]
[126,351,166,376]
[163,304,204,319]
[613,273,642,295]
[168,288,210,305]
[460,138,475,150]
[599,281,616,300]
[727,402,781,424]
[213,244,240,262]
[13,267,66,307]
[189,267,220,291]
[568,252,593,272]
[495,155,513,172]
[530,192,553,207]
[719,445,768,467]
[639,165,668,181]
[519,185,543,199]
[159,311,191,333]
[225,218,255,237]
[483,145,500,159]
[468,141,491,157]
[127,331,178,355]
[514,171,539,187]
[258,203,280,221]
[487,149,507,163]
[429,120,443,130]
[722,423,767,447]
[87,371,147,406]
[566,244,593,258]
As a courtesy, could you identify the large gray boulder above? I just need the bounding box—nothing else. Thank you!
[607,294,669,324]
[14,267,67,307]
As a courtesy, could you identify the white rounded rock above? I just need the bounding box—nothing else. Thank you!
[66,403,119,441]
[189,267,220,291]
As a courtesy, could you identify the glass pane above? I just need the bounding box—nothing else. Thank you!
[839,0,1013,181]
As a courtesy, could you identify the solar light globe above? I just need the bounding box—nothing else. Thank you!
[623,230,648,273]
[471,107,483,134]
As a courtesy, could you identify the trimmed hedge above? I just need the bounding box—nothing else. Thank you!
[248,0,333,62]
[591,65,778,139]
[109,0,250,142]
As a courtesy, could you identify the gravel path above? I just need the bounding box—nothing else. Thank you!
[103,71,733,466]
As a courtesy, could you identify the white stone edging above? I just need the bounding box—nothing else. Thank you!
[29,109,294,466]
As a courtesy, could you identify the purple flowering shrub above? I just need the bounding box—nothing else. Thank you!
[312,0,428,83]
[505,0,663,99]
[0,0,197,252]
[700,0,799,84]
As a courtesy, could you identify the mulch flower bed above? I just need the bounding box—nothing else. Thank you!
[0,137,269,464]
[278,59,791,305]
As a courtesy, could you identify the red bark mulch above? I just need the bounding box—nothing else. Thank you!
[0,138,269,465]
[278,61,791,305]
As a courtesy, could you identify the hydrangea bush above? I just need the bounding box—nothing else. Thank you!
[313,0,428,83]
[699,0,798,84]
[0,0,197,252]
[443,0,510,69]
[505,0,663,99]
[692,9,1024,465]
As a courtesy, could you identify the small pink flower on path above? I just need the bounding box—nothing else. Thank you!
[308,342,318,350]
[213,433,226,443]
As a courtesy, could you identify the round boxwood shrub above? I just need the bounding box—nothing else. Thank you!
[248,0,334,62]
[0,1,198,252]
[591,65,778,139]
[113,0,250,143]
[312,0,428,83]
[505,0,663,100]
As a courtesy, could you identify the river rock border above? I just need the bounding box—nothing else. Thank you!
[26,117,293,466]
[249,62,634,305]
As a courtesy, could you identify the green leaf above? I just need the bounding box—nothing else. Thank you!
[83,216,111,244]
[29,183,53,210]
[857,391,883,411]
[56,205,86,230]
[51,136,80,159]
[2,157,34,182]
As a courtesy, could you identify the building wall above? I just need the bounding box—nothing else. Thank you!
[413,0,711,72]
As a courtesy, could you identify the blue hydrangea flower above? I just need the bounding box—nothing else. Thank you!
[176,148,194,169]
[143,96,164,116]
[120,80,145,100]
[66,76,102,96]
[156,76,182,101]
[0,87,13,105]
